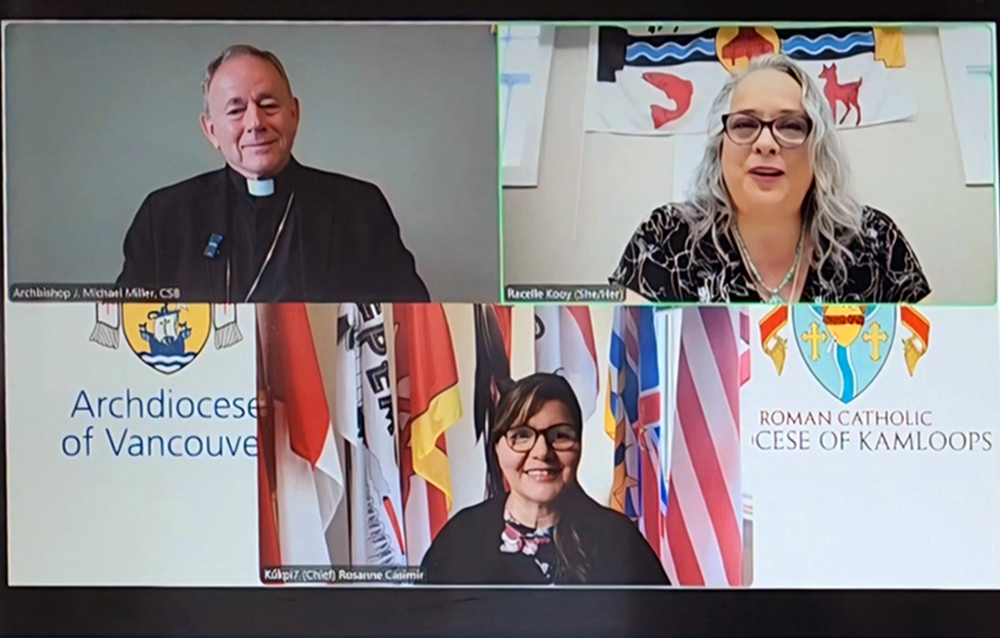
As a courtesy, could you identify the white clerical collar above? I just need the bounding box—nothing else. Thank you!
[246,177,275,197]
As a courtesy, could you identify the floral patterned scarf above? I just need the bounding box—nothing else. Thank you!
[500,509,557,581]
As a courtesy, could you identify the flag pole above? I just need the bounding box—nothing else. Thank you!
[344,438,353,566]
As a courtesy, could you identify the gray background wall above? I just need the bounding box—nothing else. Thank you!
[4,23,500,302]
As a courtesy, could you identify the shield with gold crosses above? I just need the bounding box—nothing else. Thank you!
[792,305,895,403]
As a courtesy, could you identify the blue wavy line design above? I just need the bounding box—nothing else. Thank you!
[140,353,196,364]
[149,363,186,373]
[835,344,856,402]
[783,32,874,56]
[626,38,716,63]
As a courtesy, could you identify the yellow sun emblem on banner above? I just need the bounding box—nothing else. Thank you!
[715,26,782,73]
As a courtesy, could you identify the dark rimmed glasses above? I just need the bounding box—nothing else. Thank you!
[504,424,579,453]
[722,112,813,148]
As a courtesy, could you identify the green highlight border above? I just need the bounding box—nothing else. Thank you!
[496,21,1000,310]
[496,24,506,305]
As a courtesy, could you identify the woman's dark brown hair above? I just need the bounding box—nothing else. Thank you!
[485,373,590,582]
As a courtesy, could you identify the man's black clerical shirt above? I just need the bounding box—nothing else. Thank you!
[116,157,430,303]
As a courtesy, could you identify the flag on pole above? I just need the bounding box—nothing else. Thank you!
[586,25,915,135]
[257,330,282,574]
[473,304,513,492]
[663,307,743,586]
[534,306,600,420]
[395,303,464,565]
[333,303,407,566]
[606,307,668,569]
[257,304,344,568]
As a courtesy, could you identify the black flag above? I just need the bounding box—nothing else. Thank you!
[473,304,513,498]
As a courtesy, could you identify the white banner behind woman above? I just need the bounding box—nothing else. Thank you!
[585,25,917,136]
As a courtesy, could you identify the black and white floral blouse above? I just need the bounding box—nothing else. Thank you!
[610,205,930,303]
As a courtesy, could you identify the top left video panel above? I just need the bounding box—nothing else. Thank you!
[3,22,501,303]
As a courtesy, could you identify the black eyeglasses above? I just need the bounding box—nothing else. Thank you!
[504,424,579,453]
[722,112,813,148]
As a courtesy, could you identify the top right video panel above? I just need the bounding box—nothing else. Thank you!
[499,23,997,305]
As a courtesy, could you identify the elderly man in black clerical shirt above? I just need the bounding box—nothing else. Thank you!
[116,44,430,302]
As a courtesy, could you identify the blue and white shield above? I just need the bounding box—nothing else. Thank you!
[792,305,895,403]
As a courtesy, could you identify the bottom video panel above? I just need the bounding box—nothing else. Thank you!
[6,302,1000,587]
[257,303,1000,587]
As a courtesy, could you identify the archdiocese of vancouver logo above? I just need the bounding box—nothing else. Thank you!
[758,305,930,403]
[88,303,243,374]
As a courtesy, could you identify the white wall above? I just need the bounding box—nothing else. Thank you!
[305,303,617,519]
[502,27,997,305]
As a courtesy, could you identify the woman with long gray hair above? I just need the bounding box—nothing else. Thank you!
[610,54,929,304]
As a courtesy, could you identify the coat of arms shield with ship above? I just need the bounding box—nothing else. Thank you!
[89,302,244,374]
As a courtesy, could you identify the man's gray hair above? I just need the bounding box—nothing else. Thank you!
[201,44,293,115]
[675,54,865,289]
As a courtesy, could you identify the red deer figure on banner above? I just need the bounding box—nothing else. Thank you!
[819,63,863,126]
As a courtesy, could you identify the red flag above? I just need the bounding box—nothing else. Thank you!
[396,303,463,564]
[495,306,513,358]
[258,304,344,568]
[265,305,330,466]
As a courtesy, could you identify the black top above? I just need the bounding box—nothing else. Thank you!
[610,205,931,304]
[421,491,671,585]
[116,158,430,303]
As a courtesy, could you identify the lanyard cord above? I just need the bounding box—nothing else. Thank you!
[243,191,295,303]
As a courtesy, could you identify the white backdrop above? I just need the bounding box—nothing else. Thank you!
[744,305,1000,587]
[5,302,259,586]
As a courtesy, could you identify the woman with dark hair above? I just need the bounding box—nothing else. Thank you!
[420,373,669,585]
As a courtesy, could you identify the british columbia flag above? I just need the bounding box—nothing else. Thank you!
[607,307,668,569]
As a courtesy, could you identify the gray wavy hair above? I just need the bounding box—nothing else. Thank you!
[676,54,864,287]
[201,45,293,116]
